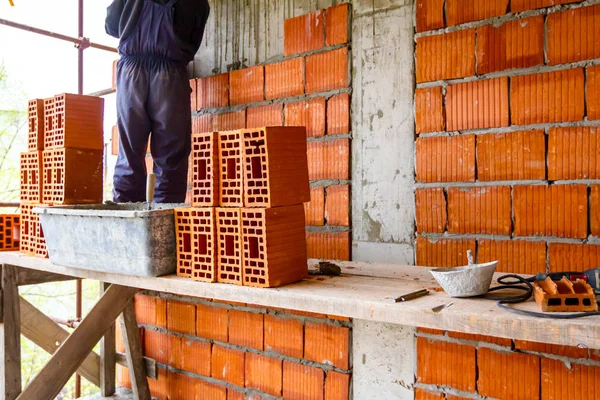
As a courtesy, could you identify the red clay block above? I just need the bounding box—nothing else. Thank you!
[513,185,588,238]
[478,240,546,275]
[587,66,600,120]
[325,3,350,46]
[41,148,103,205]
[447,186,512,235]
[515,339,589,359]
[212,345,245,387]
[447,332,511,346]
[415,0,445,32]
[417,337,476,392]
[511,0,580,13]
[284,10,325,56]
[174,208,217,282]
[592,186,600,237]
[415,87,444,134]
[148,368,168,400]
[283,361,324,400]
[477,130,546,181]
[229,66,264,106]
[542,359,600,400]
[416,237,476,267]
[227,389,245,400]
[241,206,308,287]
[20,151,43,203]
[446,77,509,130]
[213,110,246,131]
[197,73,229,109]
[265,58,304,100]
[245,353,283,396]
[285,97,326,138]
[478,348,540,399]
[168,333,183,369]
[134,293,167,328]
[547,5,600,65]
[196,303,228,342]
[549,243,600,272]
[43,97,54,143]
[264,314,304,359]
[216,208,243,285]
[45,93,104,150]
[306,231,350,261]
[181,338,211,377]
[511,68,584,125]
[415,188,447,234]
[415,389,444,400]
[193,114,213,133]
[0,215,19,251]
[548,127,600,180]
[167,300,196,335]
[218,130,243,207]
[477,16,544,74]
[242,127,309,207]
[143,329,170,365]
[305,322,350,370]
[416,29,475,83]
[28,99,45,151]
[305,48,349,94]
[327,93,350,135]
[305,186,325,226]
[191,132,220,206]
[246,104,284,129]
[307,139,349,180]
[446,0,508,26]
[416,135,476,182]
[325,185,349,226]
[229,310,264,350]
[19,204,47,258]
[190,78,198,111]
[325,371,350,400]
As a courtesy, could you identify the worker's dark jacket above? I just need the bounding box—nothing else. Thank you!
[105,0,210,65]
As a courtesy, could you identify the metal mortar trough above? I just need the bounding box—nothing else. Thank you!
[34,203,185,277]
[430,261,498,298]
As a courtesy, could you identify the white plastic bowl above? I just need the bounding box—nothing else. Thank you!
[430,261,498,298]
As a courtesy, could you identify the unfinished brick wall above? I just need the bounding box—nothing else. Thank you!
[117,293,352,400]
[415,0,600,273]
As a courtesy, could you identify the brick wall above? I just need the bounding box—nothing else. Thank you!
[415,0,600,273]
[117,293,352,400]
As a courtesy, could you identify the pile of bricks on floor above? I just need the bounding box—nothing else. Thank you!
[20,94,105,258]
[0,215,20,252]
[175,126,310,288]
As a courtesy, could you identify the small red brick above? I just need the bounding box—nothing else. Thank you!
[230,66,265,106]
[168,334,183,369]
[265,58,304,100]
[148,367,168,400]
[190,78,198,111]
[306,231,350,261]
[511,0,580,13]
[227,389,245,400]
[446,0,508,27]
[285,97,326,137]
[170,373,226,400]
[143,329,170,365]
[196,303,228,342]
[548,127,600,180]
[167,300,196,335]
[416,135,476,182]
[211,345,245,387]
[478,348,540,399]
[325,371,350,400]
[325,185,349,226]
[542,359,600,400]
[447,332,511,346]
[307,139,349,180]
[547,5,600,65]
[592,185,600,237]
[306,48,349,94]
[134,293,167,328]
[415,87,444,134]
[304,322,349,370]
[416,237,476,267]
[416,29,475,83]
[515,340,589,359]
[587,66,600,120]
[283,361,325,400]
[213,110,246,131]
[305,186,325,226]
[417,337,476,392]
[327,93,350,135]
[478,239,547,275]
[246,103,283,129]
[511,68,584,125]
[197,73,229,109]
[264,314,304,359]
[447,186,512,235]
[284,10,325,56]
[325,3,350,46]
[245,353,283,396]
[446,77,509,130]
[229,310,264,350]
[415,188,447,234]
[181,338,211,377]
[193,114,213,133]
[549,243,600,272]
[416,0,445,32]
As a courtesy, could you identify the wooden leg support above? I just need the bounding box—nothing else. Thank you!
[100,283,116,396]
[0,265,22,400]
[120,302,151,400]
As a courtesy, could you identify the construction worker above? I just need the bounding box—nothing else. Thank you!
[105,0,210,203]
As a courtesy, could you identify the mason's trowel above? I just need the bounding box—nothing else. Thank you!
[146,173,156,210]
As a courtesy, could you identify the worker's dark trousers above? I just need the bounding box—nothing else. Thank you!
[113,57,191,204]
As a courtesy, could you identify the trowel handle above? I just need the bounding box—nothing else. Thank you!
[146,173,156,204]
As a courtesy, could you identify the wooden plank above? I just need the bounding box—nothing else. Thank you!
[119,302,151,400]
[100,283,116,396]
[115,353,157,380]
[0,265,21,400]
[19,296,100,386]
[17,284,138,400]
[16,268,74,286]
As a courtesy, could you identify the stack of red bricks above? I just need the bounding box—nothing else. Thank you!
[116,293,352,400]
[175,125,310,288]
[0,215,20,252]
[20,94,105,258]
[415,0,600,274]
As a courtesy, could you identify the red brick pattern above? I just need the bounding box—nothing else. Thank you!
[307,139,349,181]
[325,185,349,226]
[325,3,349,46]
[27,99,44,151]
[417,337,476,392]
[447,186,512,235]
[416,237,476,267]
[218,131,243,207]
[415,188,447,234]
[587,66,600,120]
[213,111,245,131]
[415,87,444,134]
[478,239,547,274]
[446,0,508,27]
[416,29,476,83]
[174,208,216,282]
[283,362,325,400]
[285,98,326,138]
[45,94,104,150]
[548,127,600,180]
[284,10,325,56]
[306,231,350,261]
[265,58,304,100]
[20,151,43,203]
[197,73,229,109]
[327,93,350,135]
[549,243,600,272]
[305,48,349,94]
[547,5,600,65]
[304,322,349,369]
[512,0,580,13]
[230,66,264,106]
[542,359,600,400]
[216,208,243,285]
[477,348,540,399]
[416,0,445,32]
[190,79,198,112]
[592,185,600,237]
[0,215,19,251]
[229,310,264,350]
[191,132,219,206]
[246,104,283,129]
[416,135,476,182]
[305,186,325,226]
[264,314,304,359]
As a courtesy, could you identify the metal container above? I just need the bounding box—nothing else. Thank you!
[430,261,498,298]
[34,203,185,277]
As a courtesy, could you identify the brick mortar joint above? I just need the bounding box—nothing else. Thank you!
[413,383,486,400]
[417,119,600,137]
[416,233,600,245]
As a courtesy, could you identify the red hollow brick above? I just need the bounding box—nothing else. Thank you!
[417,337,476,392]
[511,68,584,125]
[305,186,325,226]
[542,359,600,400]
[167,300,196,335]
[513,185,588,238]
[0,215,19,251]
[307,139,350,180]
[246,104,284,129]
[181,338,211,377]
[548,127,600,180]
[478,239,547,275]
[143,330,170,365]
[134,294,167,328]
[265,58,304,100]
[305,48,349,94]
[196,303,228,342]
[283,362,324,400]
[511,0,580,13]
[211,345,245,387]
[325,185,350,226]
[478,348,540,399]
[477,130,546,181]
[20,151,43,204]
[446,332,511,346]
[229,66,265,106]
[325,371,350,400]
[327,93,350,135]
[306,231,350,261]
[245,353,283,396]
[174,208,217,282]
[416,29,475,83]
[213,110,246,131]
[264,314,304,359]
[27,99,45,151]
[193,114,213,133]
[148,368,168,399]
[515,340,589,359]
[476,16,544,74]
[415,87,444,134]
[325,3,350,46]
[285,97,326,138]
[43,97,54,143]
[197,73,229,109]
[284,10,325,56]
[416,237,476,267]
[305,322,349,369]
[587,66,600,120]
[446,0,508,27]
[416,135,476,182]
[447,186,512,235]
[229,310,264,350]
[216,208,243,285]
[415,0,445,33]
[415,188,447,234]
[190,78,198,111]
[191,132,219,206]
[592,185,600,237]
[446,77,509,131]
[547,5,600,65]
[218,130,243,207]
[549,243,600,272]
